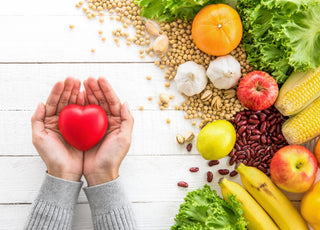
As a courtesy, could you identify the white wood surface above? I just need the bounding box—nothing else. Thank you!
[0,0,318,229]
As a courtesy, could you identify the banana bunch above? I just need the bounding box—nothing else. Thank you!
[219,163,309,230]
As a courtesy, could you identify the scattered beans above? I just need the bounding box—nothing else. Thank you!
[186,143,192,152]
[230,107,288,175]
[177,181,188,188]
[189,167,199,173]
[207,171,213,182]
[208,160,219,166]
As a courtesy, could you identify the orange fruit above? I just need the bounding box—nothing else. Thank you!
[314,138,320,165]
[192,4,243,56]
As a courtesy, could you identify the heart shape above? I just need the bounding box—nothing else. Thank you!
[59,104,108,151]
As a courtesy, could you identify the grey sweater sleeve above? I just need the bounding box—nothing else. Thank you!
[24,174,83,230]
[83,177,138,230]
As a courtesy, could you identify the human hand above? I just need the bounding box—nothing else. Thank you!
[83,77,134,186]
[31,77,85,182]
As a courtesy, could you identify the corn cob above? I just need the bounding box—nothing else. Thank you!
[275,67,320,116]
[282,96,320,144]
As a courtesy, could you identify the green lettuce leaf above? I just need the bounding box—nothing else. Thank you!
[134,0,226,22]
[171,185,247,230]
[238,0,320,83]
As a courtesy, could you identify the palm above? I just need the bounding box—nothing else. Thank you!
[32,78,84,181]
[42,115,83,174]
[84,116,124,175]
[82,78,134,185]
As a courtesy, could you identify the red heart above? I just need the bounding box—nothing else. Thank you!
[59,104,108,151]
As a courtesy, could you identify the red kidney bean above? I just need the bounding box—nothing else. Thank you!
[238,126,247,135]
[248,158,254,166]
[250,149,255,158]
[242,136,247,145]
[262,155,270,162]
[235,143,241,151]
[250,135,261,141]
[249,119,260,125]
[189,167,199,172]
[247,124,258,130]
[242,159,248,165]
[238,140,244,146]
[186,143,192,152]
[218,169,230,175]
[207,171,213,182]
[271,136,279,142]
[261,163,268,168]
[230,170,238,177]
[253,161,260,167]
[238,154,246,159]
[257,149,265,157]
[270,117,277,125]
[237,120,247,126]
[261,134,267,144]
[229,155,237,166]
[246,129,252,137]
[250,115,259,120]
[252,129,262,135]
[258,165,267,173]
[235,113,241,123]
[251,143,258,148]
[246,149,251,159]
[208,160,219,166]
[177,181,188,187]
[239,111,246,115]
[259,113,267,121]
[269,125,276,133]
[229,148,235,157]
[260,121,267,133]
[241,115,247,120]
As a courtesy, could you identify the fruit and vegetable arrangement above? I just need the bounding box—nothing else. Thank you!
[72,0,320,229]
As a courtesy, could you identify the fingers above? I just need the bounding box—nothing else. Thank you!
[69,79,81,105]
[87,77,110,113]
[77,91,86,106]
[98,77,121,116]
[57,77,75,114]
[84,78,99,105]
[45,81,64,117]
[119,102,134,142]
[31,102,47,140]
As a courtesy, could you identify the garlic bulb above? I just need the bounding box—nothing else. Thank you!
[206,55,241,89]
[175,61,207,96]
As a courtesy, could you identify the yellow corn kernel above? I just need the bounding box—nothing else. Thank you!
[282,96,320,144]
[275,67,320,116]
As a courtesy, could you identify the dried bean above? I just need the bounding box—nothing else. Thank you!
[238,154,246,159]
[261,134,267,144]
[258,165,267,173]
[218,169,230,175]
[186,143,192,151]
[208,160,219,166]
[242,159,248,165]
[260,121,267,133]
[177,181,188,187]
[235,113,241,123]
[229,155,237,166]
[237,120,247,126]
[250,135,261,141]
[252,129,262,135]
[207,171,213,182]
[189,167,199,172]
[230,170,238,177]
[249,119,260,125]
[238,126,247,135]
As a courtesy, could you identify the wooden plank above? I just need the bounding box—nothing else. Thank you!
[0,64,182,111]
[0,202,179,230]
[0,156,312,204]
[0,110,199,155]
[0,15,157,62]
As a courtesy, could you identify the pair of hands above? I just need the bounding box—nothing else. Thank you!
[31,77,134,186]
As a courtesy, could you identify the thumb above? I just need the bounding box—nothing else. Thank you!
[31,102,46,136]
[119,102,134,140]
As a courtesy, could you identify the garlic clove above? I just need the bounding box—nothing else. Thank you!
[152,35,169,55]
[145,21,160,36]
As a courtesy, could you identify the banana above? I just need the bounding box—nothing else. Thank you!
[219,177,279,230]
[236,163,309,230]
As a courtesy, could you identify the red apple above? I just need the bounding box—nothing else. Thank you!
[237,71,278,111]
[270,145,318,193]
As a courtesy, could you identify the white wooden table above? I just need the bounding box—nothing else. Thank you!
[0,1,318,229]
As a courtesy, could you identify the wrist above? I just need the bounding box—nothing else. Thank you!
[85,170,119,187]
[47,169,82,182]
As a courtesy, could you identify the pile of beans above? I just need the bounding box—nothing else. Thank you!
[229,107,288,175]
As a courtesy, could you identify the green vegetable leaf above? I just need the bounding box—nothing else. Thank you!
[171,185,247,230]
[238,0,320,83]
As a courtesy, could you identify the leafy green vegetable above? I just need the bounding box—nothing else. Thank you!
[171,185,247,230]
[238,0,320,83]
[134,0,226,22]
